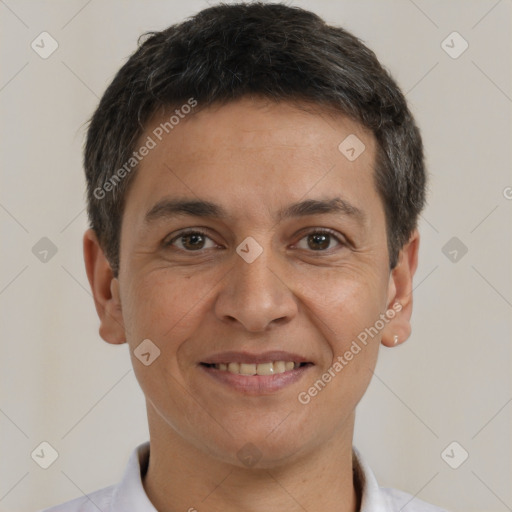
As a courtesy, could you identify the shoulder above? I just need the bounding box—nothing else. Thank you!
[37,484,115,512]
[380,486,450,512]
[352,446,449,512]
[37,442,153,512]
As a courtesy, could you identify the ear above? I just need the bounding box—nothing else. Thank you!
[381,229,420,347]
[83,229,126,344]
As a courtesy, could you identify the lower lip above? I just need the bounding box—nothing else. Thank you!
[199,364,312,395]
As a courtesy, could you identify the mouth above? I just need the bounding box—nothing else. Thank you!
[199,351,313,394]
[201,361,309,375]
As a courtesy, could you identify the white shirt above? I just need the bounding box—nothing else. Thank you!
[40,442,449,512]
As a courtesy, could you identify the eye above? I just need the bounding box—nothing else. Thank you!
[164,228,346,253]
[164,229,218,251]
[295,229,345,252]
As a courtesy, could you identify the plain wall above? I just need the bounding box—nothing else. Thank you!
[0,1,510,511]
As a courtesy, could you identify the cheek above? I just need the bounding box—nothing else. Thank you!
[292,263,388,344]
[293,273,383,433]
[292,264,386,412]
[122,268,207,346]
[121,270,210,419]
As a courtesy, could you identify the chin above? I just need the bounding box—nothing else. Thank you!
[205,429,311,470]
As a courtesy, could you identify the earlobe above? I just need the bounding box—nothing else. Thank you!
[381,229,420,348]
[83,229,126,345]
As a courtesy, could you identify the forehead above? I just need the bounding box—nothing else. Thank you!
[122,97,381,227]
[148,98,373,159]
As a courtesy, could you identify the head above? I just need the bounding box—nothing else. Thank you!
[84,2,425,467]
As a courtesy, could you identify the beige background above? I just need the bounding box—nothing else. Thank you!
[1,1,511,511]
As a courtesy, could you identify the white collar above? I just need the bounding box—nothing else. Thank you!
[109,442,156,511]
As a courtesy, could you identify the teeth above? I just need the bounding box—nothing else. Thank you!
[255,362,273,375]
[240,363,256,375]
[228,362,239,373]
[274,361,286,373]
[213,361,301,375]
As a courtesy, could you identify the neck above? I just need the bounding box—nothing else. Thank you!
[142,407,360,512]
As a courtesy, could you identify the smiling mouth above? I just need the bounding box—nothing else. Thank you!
[201,361,311,375]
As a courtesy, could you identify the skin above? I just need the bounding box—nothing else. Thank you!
[84,97,419,512]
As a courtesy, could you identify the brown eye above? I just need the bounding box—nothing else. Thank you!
[296,230,343,252]
[180,233,206,250]
[165,230,217,251]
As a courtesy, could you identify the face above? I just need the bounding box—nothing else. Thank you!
[87,97,416,468]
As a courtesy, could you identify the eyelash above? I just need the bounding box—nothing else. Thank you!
[164,228,346,253]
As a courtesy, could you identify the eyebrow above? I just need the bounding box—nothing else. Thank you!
[144,196,365,225]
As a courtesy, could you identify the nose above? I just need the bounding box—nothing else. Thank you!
[213,243,298,332]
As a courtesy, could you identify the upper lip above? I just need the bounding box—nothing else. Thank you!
[201,351,311,365]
